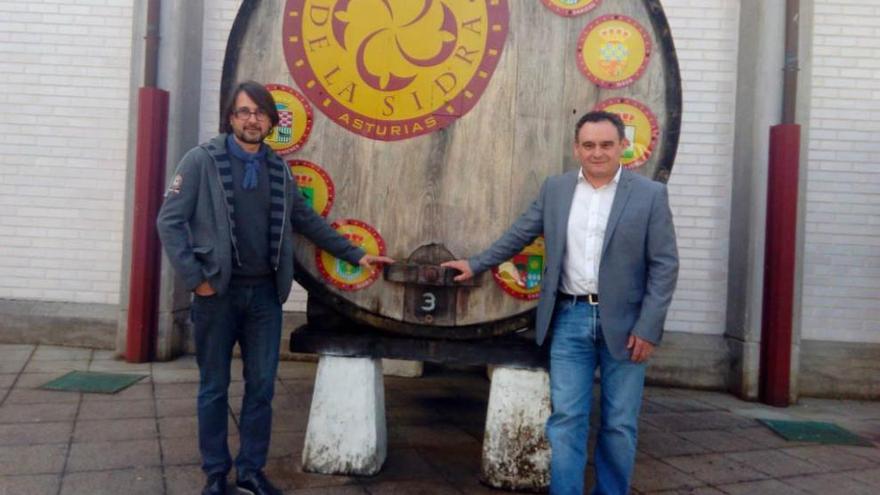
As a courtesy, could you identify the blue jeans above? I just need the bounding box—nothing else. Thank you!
[191,280,281,479]
[546,299,646,495]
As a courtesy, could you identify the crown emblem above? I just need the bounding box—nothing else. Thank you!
[294,174,314,186]
[343,232,365,244]
[599,26,631,43]
[617,112,636,124]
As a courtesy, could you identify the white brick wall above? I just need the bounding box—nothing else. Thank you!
[661,0,740,336]
[801,0,880,343]
[0,0,133,305]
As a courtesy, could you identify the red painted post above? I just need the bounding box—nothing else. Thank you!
[759,123,800,407]
[126,87,169,363]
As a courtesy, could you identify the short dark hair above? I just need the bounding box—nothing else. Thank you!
[574,111,626,141]
[220,81,280,134]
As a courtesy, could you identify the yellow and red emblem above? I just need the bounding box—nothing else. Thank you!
[264,83,313,154]
[594,97,658,169]
[577,15,651,89]
[283,0,509,141]
[492,236,545,301]
[316,219,386,291]
[288,159,335,217]
[540,0,601,17]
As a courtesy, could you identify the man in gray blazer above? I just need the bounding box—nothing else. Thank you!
[443,111,678,495]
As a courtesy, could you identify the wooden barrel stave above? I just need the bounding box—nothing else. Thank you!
[223,0,681,337]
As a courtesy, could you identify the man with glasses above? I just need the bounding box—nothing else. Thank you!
[157,81,393,495]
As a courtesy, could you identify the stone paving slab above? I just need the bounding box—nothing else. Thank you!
[155,397,197,417]
[12,372,69,388]
[783,472,877,495]
[850,466,880,487]
[0,359,27,374]
[293,486,369,494]
[31,346,92,361]
[362,479,463,494]
[79,382,154,401]
[0,401,79,423]
[644,411,758,432]
[87,359,152,373]
[58,467,164,495]
[648,487,727,495]
[0,421,72,446]
[638,431,708,457]
[0,374,16,388]
[73,417,157,443]
[782,444,878,471]
[78,398,156,420]
[661,453,770,485]
[0,473,60,494]
[153,381,198,399]
[726,449,829,478]
[66,439,161,472]
[22,359,90,374]
[151,367,201,384]
[164,465,207,495]
[630,458,705,492]
[4,388,81,404]
[160,436,204,466]
[716,479,808,494]
[0,343,879,495]
[0,443,68,476]
[675,429,764,453]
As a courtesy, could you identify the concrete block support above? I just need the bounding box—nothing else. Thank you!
[481,366,551,492]
[302,355,387,476]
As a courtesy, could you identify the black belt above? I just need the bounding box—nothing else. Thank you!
[557,292,599,305]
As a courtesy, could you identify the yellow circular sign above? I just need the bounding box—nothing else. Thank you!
[283,0,509,141]
[289,159,334,217]
[541,0,601,17]
[265,83,313,154]
[577,15,651,88]
[492,236,545,301]
[595,97,659,169]
[316,219,386,291]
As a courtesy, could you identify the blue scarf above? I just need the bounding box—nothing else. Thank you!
[226,134,266,190]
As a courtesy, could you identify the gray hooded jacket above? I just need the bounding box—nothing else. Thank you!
[156,134,365,303]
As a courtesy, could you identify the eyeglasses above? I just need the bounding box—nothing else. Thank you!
[233,107,269,121]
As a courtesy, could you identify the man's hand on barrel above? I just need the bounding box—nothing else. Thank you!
[358,254,395,274]
[440,259,474,282]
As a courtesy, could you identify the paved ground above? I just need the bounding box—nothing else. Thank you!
[0,344,879,495]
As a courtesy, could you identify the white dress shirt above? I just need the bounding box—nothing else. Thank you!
[559,166,621,295]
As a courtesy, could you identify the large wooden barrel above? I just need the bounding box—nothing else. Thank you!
[222,0,681,339]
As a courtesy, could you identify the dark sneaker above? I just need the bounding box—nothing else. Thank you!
[202,473,228,495]
[236,471,282,495]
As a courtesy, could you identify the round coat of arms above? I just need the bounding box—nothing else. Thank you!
[264,83,313,154]
[540,0,601,17]
[594,97,659,169]
[289,159,335,217]
[577,14,652,89]
[282,0,510,141]
[316,219,386,291]
[492,236,545,301]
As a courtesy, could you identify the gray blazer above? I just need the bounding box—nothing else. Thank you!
[469,168,678,359]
